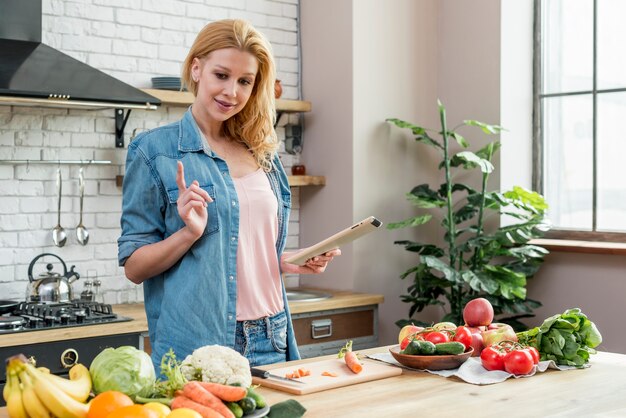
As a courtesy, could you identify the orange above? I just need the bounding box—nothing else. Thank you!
[88,391,134,418]
[106,405,159,418]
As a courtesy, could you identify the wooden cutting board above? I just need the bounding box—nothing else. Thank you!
[251,358,402,395]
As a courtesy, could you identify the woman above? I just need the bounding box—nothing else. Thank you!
[118,19,339,368]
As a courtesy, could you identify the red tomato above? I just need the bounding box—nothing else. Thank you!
[453,326,473,350]
[504,349,534,375]
[423,331,450,345]
[480,346,505,371]
[525,346,540,364]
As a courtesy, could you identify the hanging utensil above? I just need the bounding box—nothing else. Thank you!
[76,167,89,245]
[52,167,67,247]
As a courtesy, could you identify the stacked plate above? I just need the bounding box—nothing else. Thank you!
[151,77,184,91]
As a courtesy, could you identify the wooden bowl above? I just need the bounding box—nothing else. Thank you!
[389,345,473,370]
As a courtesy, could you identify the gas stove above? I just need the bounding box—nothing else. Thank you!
[0,301,132,334]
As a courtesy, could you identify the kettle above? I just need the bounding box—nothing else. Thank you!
[27,253,80,303]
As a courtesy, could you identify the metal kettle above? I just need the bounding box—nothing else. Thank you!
[27,253,80,303]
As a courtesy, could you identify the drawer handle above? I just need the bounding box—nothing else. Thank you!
[60,348,79,368]
[311,319,332,339]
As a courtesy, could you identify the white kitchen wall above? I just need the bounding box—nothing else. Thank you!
[0,0,302,304]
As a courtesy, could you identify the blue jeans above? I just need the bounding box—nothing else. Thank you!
[234,310,288,366]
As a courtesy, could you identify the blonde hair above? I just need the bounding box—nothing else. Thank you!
[182,19,278,171]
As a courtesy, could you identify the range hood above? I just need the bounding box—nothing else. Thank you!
[0,0,160,112]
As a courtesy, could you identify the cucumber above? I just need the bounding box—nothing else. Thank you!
[238,397,257,415]
[226,402,244,418]
[434,341,466,355]
[403,340,436,355]
[246,386,266,409]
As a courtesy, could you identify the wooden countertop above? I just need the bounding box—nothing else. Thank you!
[254,346,626,417]
[0,347,624,417]
[0,290,383,348]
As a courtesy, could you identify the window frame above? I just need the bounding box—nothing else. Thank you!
[532,0,626,243]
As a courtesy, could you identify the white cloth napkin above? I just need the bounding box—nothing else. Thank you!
[366,352,585,385]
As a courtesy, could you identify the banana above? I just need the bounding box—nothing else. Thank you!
[24,363,89,418]
[18,370,50,418]
[5,370,28,418]
[35,364,92,402]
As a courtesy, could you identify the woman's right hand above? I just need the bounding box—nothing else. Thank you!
[176,161,212,239]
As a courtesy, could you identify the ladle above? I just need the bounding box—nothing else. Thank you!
[52,168,67,247]
[76,167,89,245]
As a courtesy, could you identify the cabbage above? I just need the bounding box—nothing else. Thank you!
[89,346,156,398]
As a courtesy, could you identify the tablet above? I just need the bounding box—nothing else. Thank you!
[284,216,382,266]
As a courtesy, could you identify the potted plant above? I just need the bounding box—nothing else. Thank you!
[387,101,550,330]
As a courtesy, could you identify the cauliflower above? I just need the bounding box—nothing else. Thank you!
[181,345,252,387]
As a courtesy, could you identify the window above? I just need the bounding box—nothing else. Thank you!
[534,0,626,241]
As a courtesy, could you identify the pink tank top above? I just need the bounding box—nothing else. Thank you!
[233,168,285,320]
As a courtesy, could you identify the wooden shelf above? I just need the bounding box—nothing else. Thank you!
[286,175,325,187]
[142,89,312,112]
[116,174,325,188]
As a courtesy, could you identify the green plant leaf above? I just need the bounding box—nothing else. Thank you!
[475,141,501,160]
[394,240,445,257]
[454,204,478,225]
[464,120,505,134]
[386,118,442,149]
[450,151,494,173]
[387,214,433,230]
[421,255,463,284]
[462,270,499,294]
[438,183,476,198]
[504,186,549,212]
[448,131,469,148]
[407,184,446,208]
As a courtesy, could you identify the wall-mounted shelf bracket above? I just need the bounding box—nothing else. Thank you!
[115,108,132,148]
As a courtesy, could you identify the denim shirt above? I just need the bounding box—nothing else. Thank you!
[118,108,300,367]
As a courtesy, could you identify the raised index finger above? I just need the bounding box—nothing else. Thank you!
[176,161,187,192]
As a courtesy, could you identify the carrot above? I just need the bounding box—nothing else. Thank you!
[196,381,247,402]
[298,368,311,377]
[321,371,338,377]
[171,395,224,418]
[338,340,363,374]
[183,381,235,418]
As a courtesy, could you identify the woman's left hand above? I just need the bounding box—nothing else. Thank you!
[281,249,341,274]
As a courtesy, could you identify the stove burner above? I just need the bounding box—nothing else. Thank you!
[0,301,131,334]
[0,316,26,332]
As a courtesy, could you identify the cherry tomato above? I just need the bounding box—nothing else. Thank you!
[480,346,505,371]
[525,346,540,364]
[504,349,534,375]
[423,331,450,345]
[453,326,473,350]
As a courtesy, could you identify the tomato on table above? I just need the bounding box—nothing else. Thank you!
[453,325,473,350]
[480,346,506,371]
[504,349,535,375]
[424,331,450,345]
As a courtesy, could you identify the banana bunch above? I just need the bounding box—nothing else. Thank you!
[4,354,92,418]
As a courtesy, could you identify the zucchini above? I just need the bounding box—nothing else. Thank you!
[434,341,466,355]
[246,386,266,409]
[403,340,436,355]
[238,397,257,414]
[226,402,244,418]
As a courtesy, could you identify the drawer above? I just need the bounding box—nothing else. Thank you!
[292,306,376,345]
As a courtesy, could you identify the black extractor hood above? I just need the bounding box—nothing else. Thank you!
[0,0,160,117]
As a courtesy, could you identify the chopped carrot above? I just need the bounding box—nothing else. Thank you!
[321,371,338,377]
[171,395,223,418]
[196,381,247,402]
[298,368,311,377]
[183,381,235,418]
[338,340,363,374]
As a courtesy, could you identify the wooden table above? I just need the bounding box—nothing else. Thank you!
[254,346,626,417]
[2,346,622,417]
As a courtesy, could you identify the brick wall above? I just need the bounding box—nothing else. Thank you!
[0,0,301,304]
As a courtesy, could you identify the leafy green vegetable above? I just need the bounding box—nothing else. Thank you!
[89,345,156,399]
[153,348,188,398]
[517,308,603,367]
